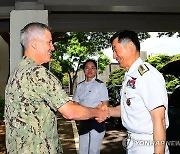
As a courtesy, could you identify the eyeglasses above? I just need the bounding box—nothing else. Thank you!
[84,67,97,71]
[38,40,53,45]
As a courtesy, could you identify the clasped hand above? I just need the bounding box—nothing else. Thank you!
[95,104,110,123]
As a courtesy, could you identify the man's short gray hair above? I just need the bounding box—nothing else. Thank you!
[20,22,51,50]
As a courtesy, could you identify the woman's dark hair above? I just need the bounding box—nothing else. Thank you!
[83,59,97,69]
[110,30,140,52]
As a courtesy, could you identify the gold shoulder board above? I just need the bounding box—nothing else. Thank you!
[138,64,149,76]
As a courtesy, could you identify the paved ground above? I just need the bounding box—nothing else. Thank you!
[0,115,126,154]
[1,113,180,154]
[57,114,126,154]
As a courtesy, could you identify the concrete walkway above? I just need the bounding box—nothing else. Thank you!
[58,114,180,154]
[1,114,180,153]
[57,114,127,154]
[0,115,126,154]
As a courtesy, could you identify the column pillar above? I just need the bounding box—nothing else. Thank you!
[10,10,48,74]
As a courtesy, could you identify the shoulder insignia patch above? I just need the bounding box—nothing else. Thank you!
[138,64,149,76]
[78,80,85,85]
[95,79,103,83]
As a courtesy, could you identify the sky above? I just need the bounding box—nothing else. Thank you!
[103,32,180,63]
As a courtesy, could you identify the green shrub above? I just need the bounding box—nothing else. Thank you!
[106,68,125,107]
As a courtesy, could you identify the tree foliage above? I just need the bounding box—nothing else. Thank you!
[51,32,112,94]
[146,54,180,92]
[107,68,126,87]
[157,32,180,38]
[106,68,126,106]
[138,32,151,42]
[50,31,150,94]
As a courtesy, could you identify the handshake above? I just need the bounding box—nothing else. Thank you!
[95,104,110,123]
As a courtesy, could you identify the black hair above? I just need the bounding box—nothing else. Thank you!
[83,59,97,69]
[110,30,140,52]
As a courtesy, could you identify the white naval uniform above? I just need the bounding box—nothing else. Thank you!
[73,77,109,154]
[121,57,169,154]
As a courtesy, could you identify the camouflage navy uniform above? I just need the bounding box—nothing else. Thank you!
[5,56,69,154]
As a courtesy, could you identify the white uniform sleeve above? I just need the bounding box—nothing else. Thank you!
[138,70,168,111]
[99,83,109,102]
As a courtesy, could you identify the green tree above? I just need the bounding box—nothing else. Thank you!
[171,54,180,61]
[157,32,180,38]
[107,68,126,87]
[106,68,126,106]
[145,54,180,92]
[145,54,172,71]
[51,32,150,95]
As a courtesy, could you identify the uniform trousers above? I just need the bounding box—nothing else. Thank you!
[126,132,169,154]
[79,129,105,154]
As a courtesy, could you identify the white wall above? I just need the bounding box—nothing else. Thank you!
[10,10,48,74]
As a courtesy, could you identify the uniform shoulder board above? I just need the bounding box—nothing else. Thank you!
[95,79,103,83]
[138,64,149,76]
[78,80,85,85]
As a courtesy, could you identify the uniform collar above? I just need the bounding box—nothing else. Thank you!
[126,57,144,79]
[85,77,96,83]
[22,56,37,65]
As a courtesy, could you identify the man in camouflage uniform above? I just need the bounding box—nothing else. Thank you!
[4,22,109,154]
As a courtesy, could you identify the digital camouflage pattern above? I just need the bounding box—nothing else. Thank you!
[5,56,69,154]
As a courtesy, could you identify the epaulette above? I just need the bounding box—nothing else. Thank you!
[95,79,103,83]
[78,80,85,85]
[138,64,149,76]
